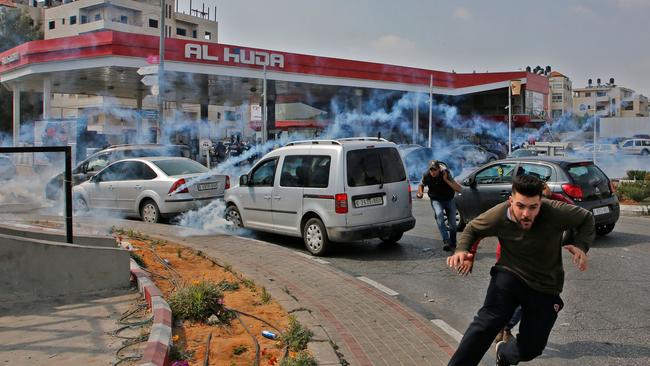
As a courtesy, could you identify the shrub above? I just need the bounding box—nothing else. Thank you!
[626,170,648,180]
[217,279,240,292]
[260,286,272,304]
[617,181,650,202]
[233,344,247,356]
[280,315,313,352]
[279,351,318,366]
[169,280,230,322]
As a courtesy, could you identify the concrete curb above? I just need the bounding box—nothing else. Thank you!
[620,204,650,216]
[130,259,172,366]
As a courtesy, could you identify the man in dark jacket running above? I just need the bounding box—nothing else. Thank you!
[446,174,594,366]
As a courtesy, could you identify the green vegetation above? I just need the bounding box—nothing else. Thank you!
[280,316,313,352]
[169,280,233,323]
[279,351,318,366]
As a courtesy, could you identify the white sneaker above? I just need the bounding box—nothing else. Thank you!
[495,340,510,366]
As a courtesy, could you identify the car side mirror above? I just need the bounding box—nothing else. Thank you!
[464,176,476,187]
[239,174,249,186]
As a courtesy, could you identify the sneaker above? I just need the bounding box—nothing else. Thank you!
[495,340,510,366]
[442,241,456,252]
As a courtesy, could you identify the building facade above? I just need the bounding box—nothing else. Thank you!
[43,0,218,42]
[548,71,572,119]
[573,79,648,118]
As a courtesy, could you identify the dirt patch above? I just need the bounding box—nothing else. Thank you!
[124,236,293,366]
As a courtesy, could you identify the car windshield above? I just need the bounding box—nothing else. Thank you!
[153,159,208,176]
[566,163,611,200]
[124,146,189,158]
[347,147,406,187]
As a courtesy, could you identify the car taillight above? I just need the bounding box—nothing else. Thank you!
[408,182,412,204]
[225,176,230,190]
[335,193,348,214]
[169,178,189,195]
[561,184,583,200]
[609,180,616,194]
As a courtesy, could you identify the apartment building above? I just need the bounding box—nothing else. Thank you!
[44,0,218,41]
[573,78,648,118]
[548,71,572,119]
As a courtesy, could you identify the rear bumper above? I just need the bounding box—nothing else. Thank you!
[579,198,620,225]
[327,216,416,242]
[160,195,223,216]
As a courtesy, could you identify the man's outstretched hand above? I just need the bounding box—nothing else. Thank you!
[564,244,588,271]
[447,251,474,275]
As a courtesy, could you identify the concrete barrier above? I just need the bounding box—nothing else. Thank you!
[0,233,130,301]
[0,224,117,248]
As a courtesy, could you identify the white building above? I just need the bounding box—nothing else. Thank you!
[548,71,572,119]
[573,78,648,118]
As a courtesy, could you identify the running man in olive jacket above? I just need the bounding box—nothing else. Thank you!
[446,174,594,366]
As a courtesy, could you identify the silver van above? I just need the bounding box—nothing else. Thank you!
[224,138,416,255]
[619,139,650,155]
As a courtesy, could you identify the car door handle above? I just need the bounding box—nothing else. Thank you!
[135,185,143,190]
[273,195,281,200]
[264,195,272,200]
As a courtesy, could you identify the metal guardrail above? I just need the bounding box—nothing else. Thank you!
[0,146,73,244]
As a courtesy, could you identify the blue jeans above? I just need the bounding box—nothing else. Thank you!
[430,198,457,246]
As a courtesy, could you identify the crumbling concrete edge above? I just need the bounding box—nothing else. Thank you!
[130,259,172,366]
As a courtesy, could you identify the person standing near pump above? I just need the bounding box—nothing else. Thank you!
[416,160,463,251]
[446,174,594,366]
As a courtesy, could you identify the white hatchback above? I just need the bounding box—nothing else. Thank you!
[224,138,416,255]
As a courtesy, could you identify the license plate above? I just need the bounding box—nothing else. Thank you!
[593,206,610,215]
[197,182,219,191]
[354,196,383,208]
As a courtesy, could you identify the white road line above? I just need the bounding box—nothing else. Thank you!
[431,319,464,343]
[356,276,399,296]
[295,252,330,264]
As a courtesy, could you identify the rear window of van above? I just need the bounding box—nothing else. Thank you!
[346,147,406,187]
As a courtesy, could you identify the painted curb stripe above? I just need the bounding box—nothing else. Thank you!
[356,276,399,296]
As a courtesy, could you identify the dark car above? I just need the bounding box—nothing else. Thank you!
[454,157,619,236]
[45,144,190,201]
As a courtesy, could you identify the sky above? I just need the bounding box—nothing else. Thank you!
[178,0,650,96]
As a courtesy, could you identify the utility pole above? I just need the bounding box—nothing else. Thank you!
[508,82,512,154]
[158,0,166,143]
[262,64,268,144]
[428,75,433,148]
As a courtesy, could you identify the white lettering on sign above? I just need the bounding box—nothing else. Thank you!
[1,52,20,65]
[185,44,284,68]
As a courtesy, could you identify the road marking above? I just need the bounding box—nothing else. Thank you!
[295,252,330,264]
[431,319,463,343]
[356,276,399,296]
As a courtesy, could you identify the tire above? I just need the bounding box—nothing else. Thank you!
[225,205,243,228]
[140,199,161,223]
[456,211,466,232]
[642,149,649,156]
[303,217,330,256]
[596,223,615,236]
[73,196,88,214]
[380,231,403,244]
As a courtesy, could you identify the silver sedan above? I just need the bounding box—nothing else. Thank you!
[73,157,228,223]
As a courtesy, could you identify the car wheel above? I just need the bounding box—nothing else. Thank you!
[303,217,330,256]
[380,231,403,244]
[225,205,243,228]
[140,199,161,223]
[642,149,649,156]
[73,196,88,214]
[596,223,615,236]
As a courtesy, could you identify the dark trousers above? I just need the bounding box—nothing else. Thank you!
[448,267,564,366]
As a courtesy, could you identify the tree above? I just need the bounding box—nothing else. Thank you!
[0,8,43,136]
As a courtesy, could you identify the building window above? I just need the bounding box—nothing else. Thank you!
[62,18,65,24]
[81,15,88,24]
[149,18,158,28]
[49,20,55,29]
[70,15,77,24]
[119,15,128,23]
[95,13,101,21]
[585,92,591,97]
[596,91,607,97]
[176,27,186,36]
[204,31,211,40]
[552,93,562,102]
[192,29,197,38]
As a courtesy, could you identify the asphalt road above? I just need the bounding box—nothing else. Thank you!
[251,199,650,366]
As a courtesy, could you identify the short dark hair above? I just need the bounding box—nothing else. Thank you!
[512,174,544,197]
